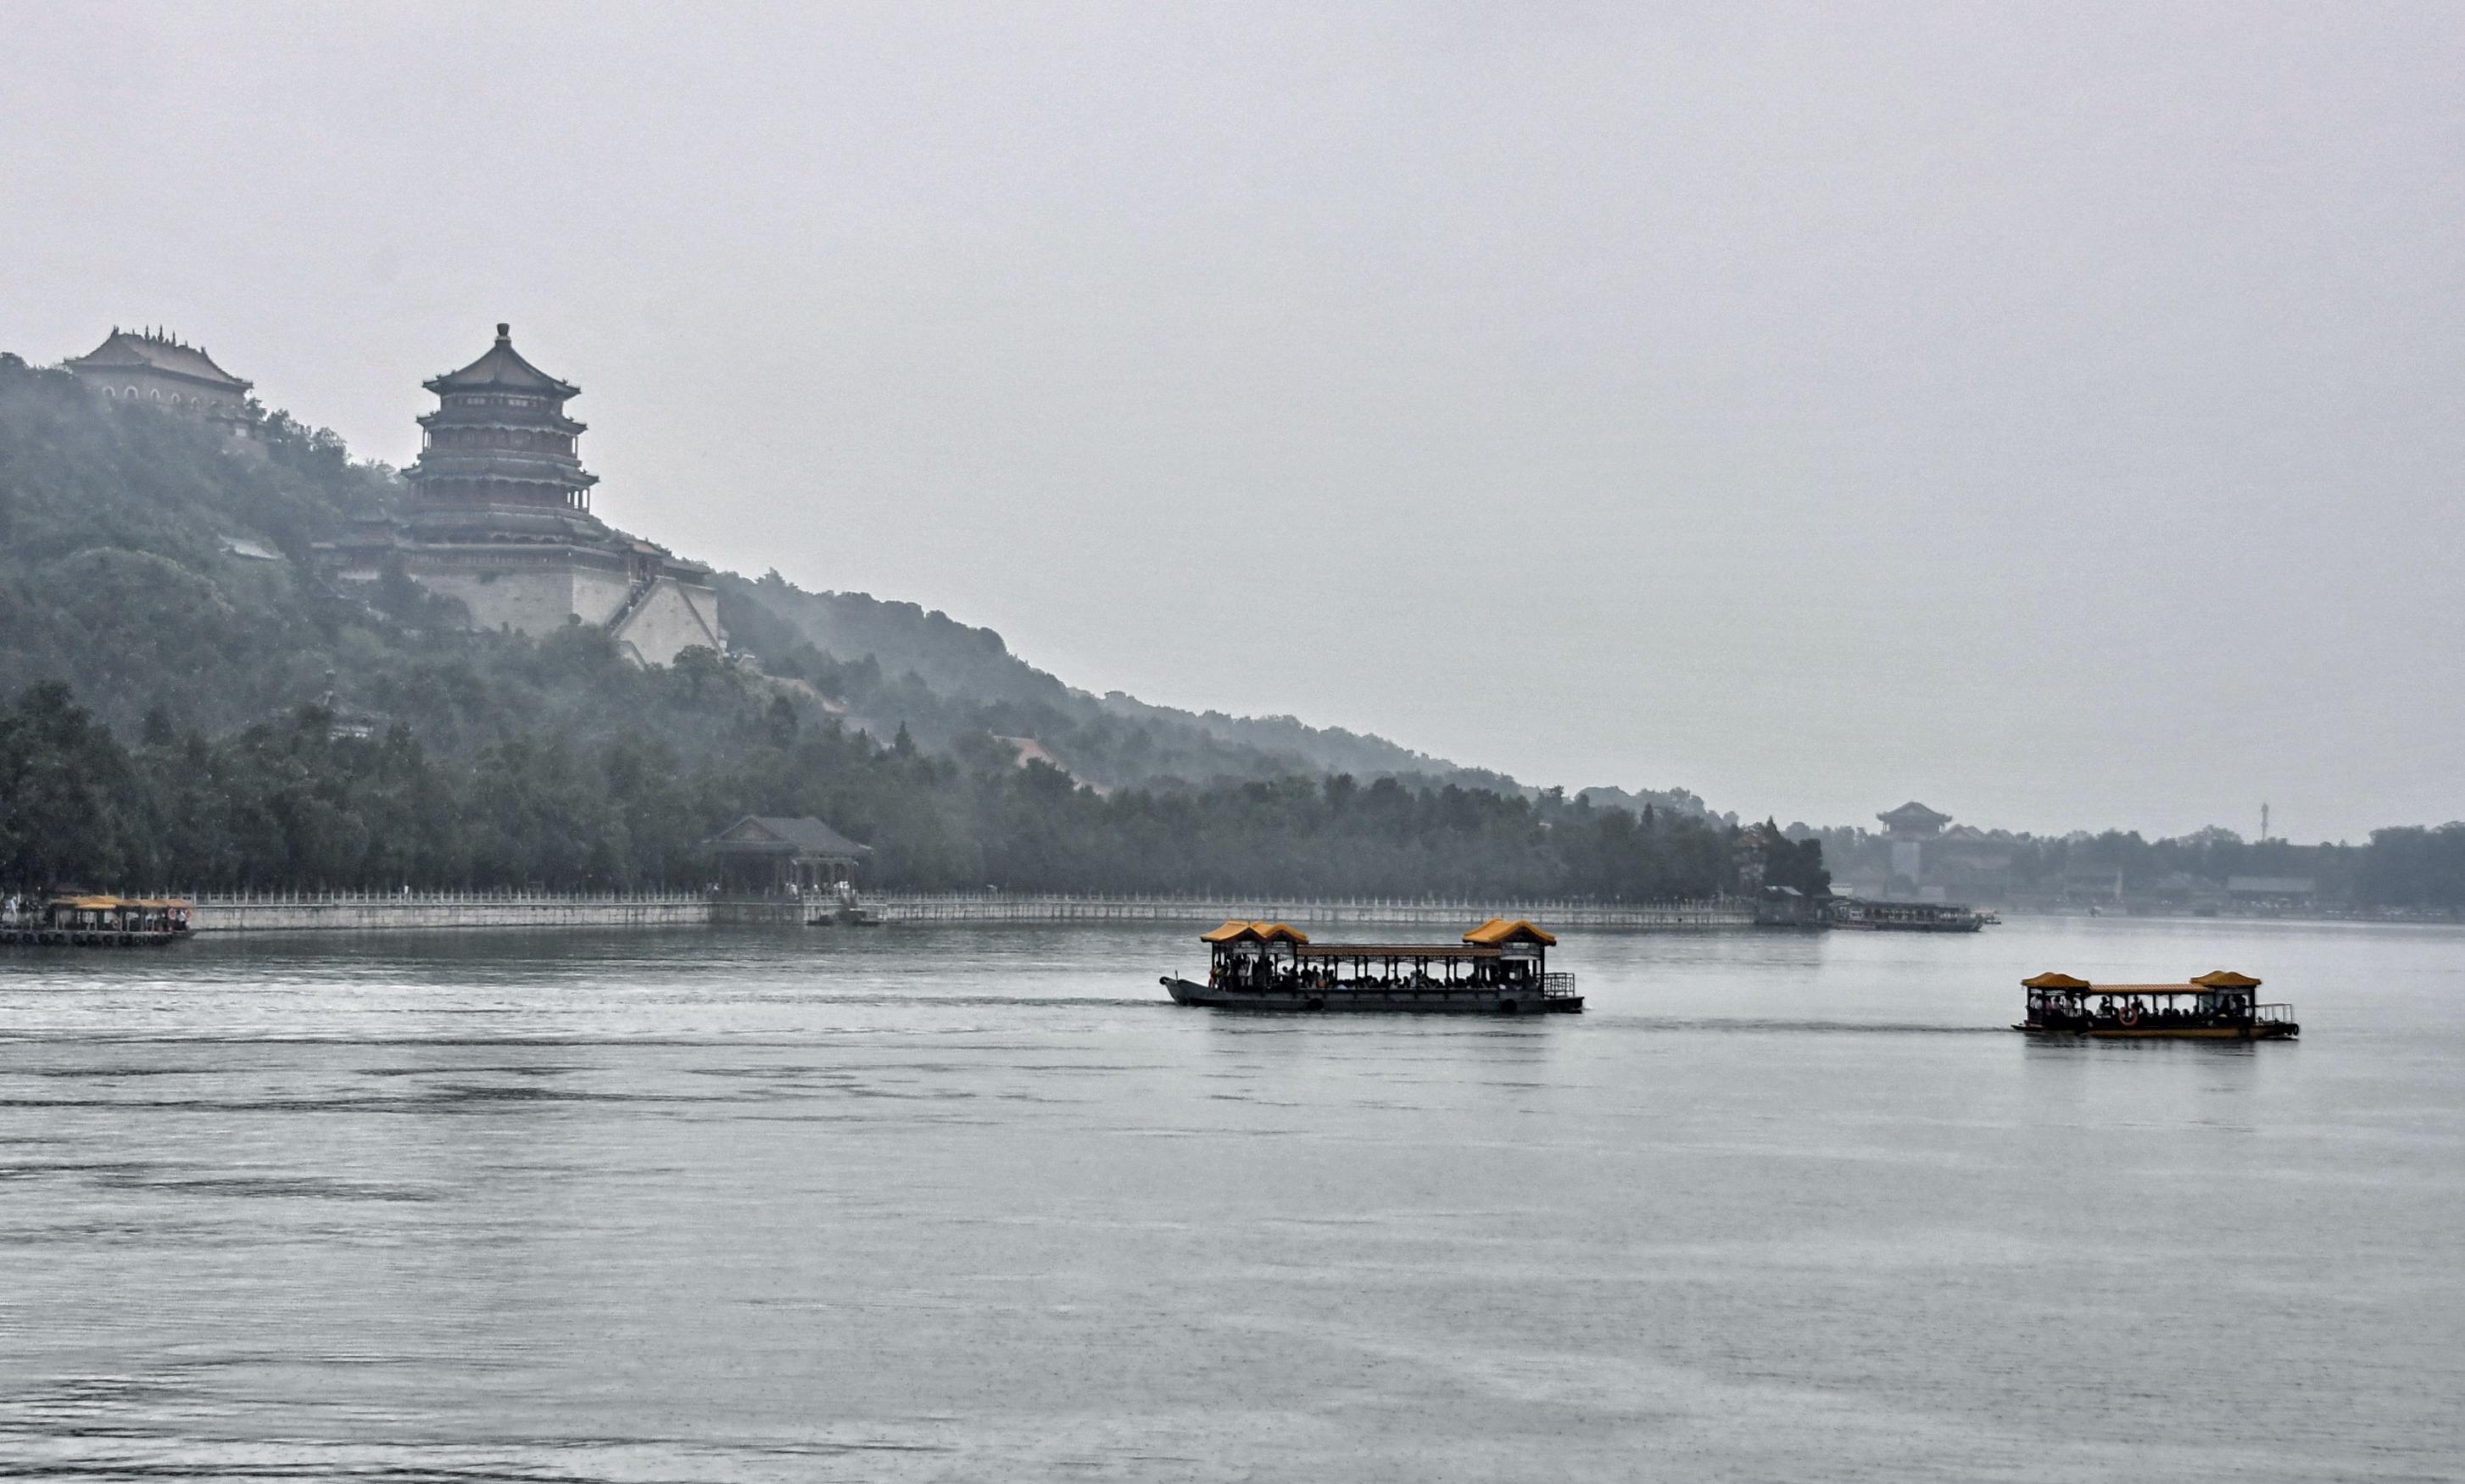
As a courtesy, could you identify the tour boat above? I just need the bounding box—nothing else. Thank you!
[2018,969,2297,1040]
[1831,899,1986,932]
[0,895,192,948]
[1161,918,1581,1013]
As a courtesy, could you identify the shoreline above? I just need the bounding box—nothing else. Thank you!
[131,891,1759,934]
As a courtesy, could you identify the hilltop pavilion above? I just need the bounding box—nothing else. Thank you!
[64,327,253,420]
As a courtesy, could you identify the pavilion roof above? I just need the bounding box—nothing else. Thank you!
[66,328,252,391]
[1877,801,1953,832]
[424,324,580,398]
[705,815,873,860]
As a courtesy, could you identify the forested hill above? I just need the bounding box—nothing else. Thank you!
[723,571,1715,815]
[0,352,1753,895]
[716,570,1548,798]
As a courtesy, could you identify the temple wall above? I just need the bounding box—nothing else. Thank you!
[379,540,719,667]
[570,565,634,628]
[70,365,249,417]
[406,550,630,638]
[613,576,725,667]
[411,561,577,636]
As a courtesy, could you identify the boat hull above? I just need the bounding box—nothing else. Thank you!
[0,928,187,948]
[2017,1021,2298,1040]
[1162,976,1581,1014]
[1832,919,1983,933]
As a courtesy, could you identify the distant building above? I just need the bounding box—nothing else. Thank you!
[64,327,253,419]
[326,324,723,667]
[705,816,873,895]
[1849,801,2016,903]
[1877,801,1951,895]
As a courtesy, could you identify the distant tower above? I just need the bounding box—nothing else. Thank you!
[324,324,723,667]
[1876,801,1953,898]
[404,323,599,529]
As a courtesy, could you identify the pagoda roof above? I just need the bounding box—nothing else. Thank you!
[417,405,586,435]
[1877,801,1953,832]
[66,328,252,392]
[409,452,599,488]
[424,324,580,399]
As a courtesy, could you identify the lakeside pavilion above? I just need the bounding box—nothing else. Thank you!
[706,816,873,895]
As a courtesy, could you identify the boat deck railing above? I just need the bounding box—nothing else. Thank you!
[1541,972,1578,999]
[2256,1002,2297,1024]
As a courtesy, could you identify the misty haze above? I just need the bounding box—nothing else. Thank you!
[0,6,2459,1481]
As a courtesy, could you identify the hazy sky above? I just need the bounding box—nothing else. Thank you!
[4,3,2459,840]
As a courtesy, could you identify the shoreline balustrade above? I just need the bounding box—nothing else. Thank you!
[9,887,1755,933]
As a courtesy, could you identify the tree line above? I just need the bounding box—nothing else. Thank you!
[1813,821,2465,909]
[0,666,1751,899]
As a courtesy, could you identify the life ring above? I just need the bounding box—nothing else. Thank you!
[2116,1004,2139,1028]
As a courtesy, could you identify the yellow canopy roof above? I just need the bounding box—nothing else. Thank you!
[1462,918,1557,946]
[2027,970,2260,993]
[53,895,131,910]
[1198,921,1310,945]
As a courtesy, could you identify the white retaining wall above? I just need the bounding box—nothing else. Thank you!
[188,891,711,933]
[176,891,1754,933]
[867,895,1754,929]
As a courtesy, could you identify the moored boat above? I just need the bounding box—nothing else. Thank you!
[1162,918,1581,1013]
[0,895,192,948]
[1831,898,1985,932]
[2018,969,2296,1040]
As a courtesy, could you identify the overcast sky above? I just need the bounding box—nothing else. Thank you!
[4,3,2459,840]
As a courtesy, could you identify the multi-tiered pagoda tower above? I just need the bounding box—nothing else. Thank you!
[332,325,722,667]
[405,322,600,530]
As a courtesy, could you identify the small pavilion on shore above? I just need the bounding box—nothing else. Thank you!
[705,816,873,895]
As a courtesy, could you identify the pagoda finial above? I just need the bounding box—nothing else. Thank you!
[496,322,510,343]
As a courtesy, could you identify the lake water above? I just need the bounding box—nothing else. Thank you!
[0,917,2457,1481]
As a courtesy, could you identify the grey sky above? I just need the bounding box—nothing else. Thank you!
[4,3,2458,840]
